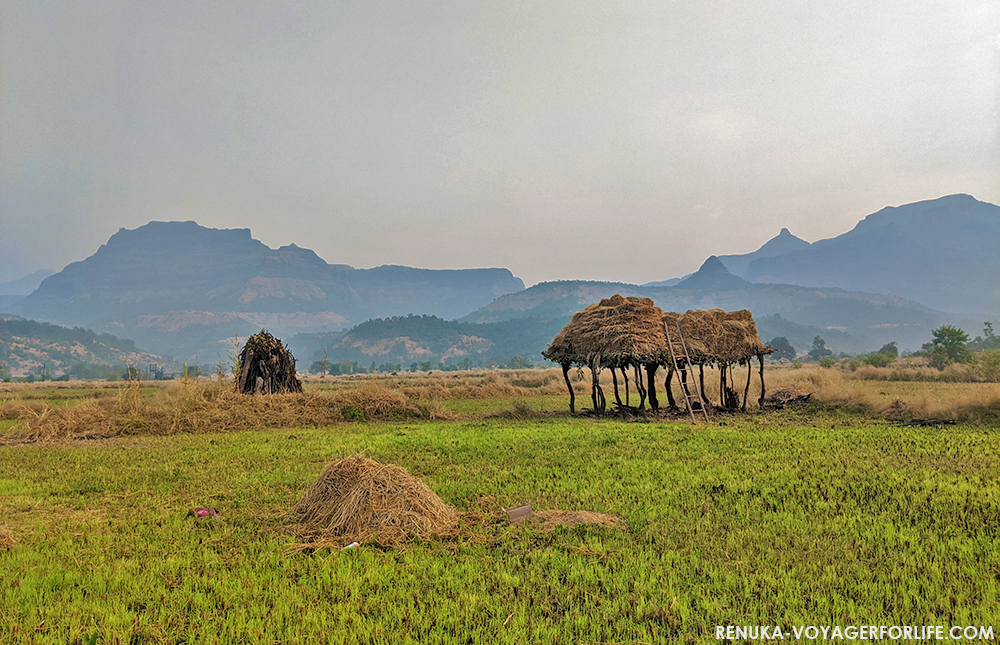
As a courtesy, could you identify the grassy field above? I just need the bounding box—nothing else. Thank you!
[1,371,999,643]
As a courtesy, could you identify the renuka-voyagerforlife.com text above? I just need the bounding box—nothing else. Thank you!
[715,625,996,641]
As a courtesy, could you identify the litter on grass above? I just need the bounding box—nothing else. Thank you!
[188,507,220,518]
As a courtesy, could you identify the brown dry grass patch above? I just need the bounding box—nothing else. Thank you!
[0,524,15,551]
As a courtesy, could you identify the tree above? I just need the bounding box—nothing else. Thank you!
[876,341,898,358]
[767,336,796,361]
[808,336,832,361]
[925,325,973,369]
[505,355,533,369]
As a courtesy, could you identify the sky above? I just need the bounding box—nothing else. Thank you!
[2,0,998,286]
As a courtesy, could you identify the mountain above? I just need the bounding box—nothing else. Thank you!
[0,314,172,378]
[742,194,1000,315]
[674,256,750,291]
[11,221,525,357]
[462,257,957,353]
[0,270,56,296]
[717,228,811,278]
[292,314,568,368]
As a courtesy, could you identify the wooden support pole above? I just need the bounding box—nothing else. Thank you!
[699,364,708,408]
[611,365,624,408]
[742,359,752,412]
[646,363,659,411]
[562,363,575,414]
[665,369,677,410]
[634,364,647,410]
[758,352,766,408]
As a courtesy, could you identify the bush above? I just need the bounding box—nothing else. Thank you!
[862,353,893,368]
[981,350,1000,382]
[818,357,836,368]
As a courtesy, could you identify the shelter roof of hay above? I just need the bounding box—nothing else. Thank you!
[663,308,768,365]
[288,454,459,546]
[542,295,668,367]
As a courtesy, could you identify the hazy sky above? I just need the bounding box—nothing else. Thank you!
[2,0,998,286]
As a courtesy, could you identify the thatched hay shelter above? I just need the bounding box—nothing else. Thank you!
[236,330,303,395]
[544,296,771,415]
[662,309,770,411]
[288,455,460,546]
[543,295,668,413]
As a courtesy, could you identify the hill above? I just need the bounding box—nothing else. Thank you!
[0,315,172,378]
[722,194,999,315]
[11,221,525,358]
[292,314,568,369]
[462,257,958,354]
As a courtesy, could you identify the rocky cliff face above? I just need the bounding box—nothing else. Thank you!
[12,221,525,357]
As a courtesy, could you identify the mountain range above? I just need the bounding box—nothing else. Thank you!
[717,194,999,315]
[8,221,523,358]
[2,193,996,369]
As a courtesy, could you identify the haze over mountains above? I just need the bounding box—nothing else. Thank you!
[2,193,997,369]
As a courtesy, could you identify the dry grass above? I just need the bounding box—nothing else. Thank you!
[0,524,15,551]
[763,366,1000,422]
[288,455,460,546]
[0,379,433,444]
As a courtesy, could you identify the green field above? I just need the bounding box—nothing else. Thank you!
[1,394,998,644]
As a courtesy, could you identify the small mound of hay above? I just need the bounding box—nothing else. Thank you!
[0,524,15,551]
[288,455,459,546]
[236,330,303,395]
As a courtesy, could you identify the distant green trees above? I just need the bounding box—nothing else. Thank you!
[767,336,796,361]
[808,336,833,362]
[922,325,973,369]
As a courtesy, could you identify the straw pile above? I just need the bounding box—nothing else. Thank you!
[288,455,460,546]
[663,309,767,365]
[236,330,303,395]
[543,295,667,367]
[0,524,15,551]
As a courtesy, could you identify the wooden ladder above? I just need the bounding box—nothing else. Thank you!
[664,320,710,423]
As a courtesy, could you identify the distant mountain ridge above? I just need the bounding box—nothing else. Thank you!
[10,221,525,357]
[0,270,56,296]
[717,194,1000,315]
[461,256,958,353]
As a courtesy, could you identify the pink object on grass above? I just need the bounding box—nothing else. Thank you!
[189,507,220,518]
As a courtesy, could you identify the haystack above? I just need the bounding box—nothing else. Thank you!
[288,455,459,546]
[236,330,303,395]
[543,295,668,413]
[662,309,771,411]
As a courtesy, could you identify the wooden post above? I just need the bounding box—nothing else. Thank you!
[699,364,708,407]
[562,363,575,414]
[611,365,623,409]
[633,364,646,410]
[665,369,677,410]
[742,359,752,412]
[646,363,659,411]
[758,352,766,408]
